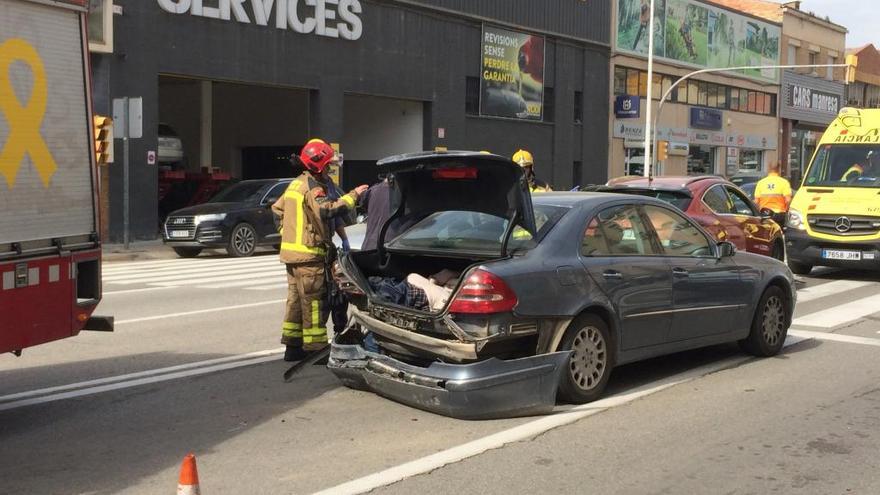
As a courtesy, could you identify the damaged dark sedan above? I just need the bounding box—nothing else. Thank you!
[329,151,796,420]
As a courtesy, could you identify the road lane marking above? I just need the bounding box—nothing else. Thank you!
[115,299,285,325]
[102,257,279,277]
[788,329,880,347]
[795,279,875,303]
[0,354,283,412]
[102,255,278,272]
[245,283,289,291]
[311,335,807,495]
[103,266,279,284]
[0,348,284,404]
[151,269,282,287]
[201,278,287,289]
[792,293,880,328]
[103,286,176,296]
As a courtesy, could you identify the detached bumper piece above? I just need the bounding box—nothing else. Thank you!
[328,343,570,420]
[82,315,114,332]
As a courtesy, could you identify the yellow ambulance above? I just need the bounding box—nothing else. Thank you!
[786,107,880,274]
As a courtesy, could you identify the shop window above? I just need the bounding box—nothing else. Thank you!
[614,67,627,95]
[739,149,763,173]
[543,87,555,122]
[626,69,640,96]
[574,91,583,124]
[465,77,480,115]
[688,81,699,105]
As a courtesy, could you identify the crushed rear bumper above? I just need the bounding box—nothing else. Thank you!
[328,342,570,420]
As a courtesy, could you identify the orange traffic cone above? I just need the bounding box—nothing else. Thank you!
[177,453,201,495]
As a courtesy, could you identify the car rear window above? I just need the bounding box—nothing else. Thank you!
[389,205,568,253]
[607,189,692,211]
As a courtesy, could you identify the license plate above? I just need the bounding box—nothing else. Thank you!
[822,249,861,261]
[170,230,190,238]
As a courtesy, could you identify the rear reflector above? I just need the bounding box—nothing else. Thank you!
[432,167,478,180]
[448,269,517,314]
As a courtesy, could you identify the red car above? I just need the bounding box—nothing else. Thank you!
[601,176,785,260]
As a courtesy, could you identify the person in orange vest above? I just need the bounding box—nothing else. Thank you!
[273,140,368,362]
[754,163,792,226]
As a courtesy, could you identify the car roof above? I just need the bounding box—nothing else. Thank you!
[532,191,669,208]
[604,175,723,192]
[235,178,291,185]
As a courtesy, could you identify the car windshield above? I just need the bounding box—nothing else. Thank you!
[607,189,692,211]
[804,144,880,188]
[209,182,268,203]
[389,205,568,253]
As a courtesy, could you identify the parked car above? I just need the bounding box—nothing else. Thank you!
[158,123,184,164]
[600,176,785,260]
[730,173,763,187]
[328,152,795,419]
[163,179,290,257]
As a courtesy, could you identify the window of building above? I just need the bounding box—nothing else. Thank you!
[808,51,818,73]
[638,71,648,97]
[614,66,627,95]
[662,76,674,101]
[465,77,480,115]
[828,56,836,80]
[573,161,583,187]
[717,86,727,109]
[729,88,739,111]
[708,84,718,107]
[698,82,709,106]
[788,44,798,65]
[626,69,640,95]
[747,91,757,113]
[574,91,583,124]
[652,73,663,100]
[688,81,699,105]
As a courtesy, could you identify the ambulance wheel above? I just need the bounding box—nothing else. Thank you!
[228,223,257,257]
[173,247,202,258]
[788,260,812,276]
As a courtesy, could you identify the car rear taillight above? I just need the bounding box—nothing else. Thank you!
[448,269,517,314]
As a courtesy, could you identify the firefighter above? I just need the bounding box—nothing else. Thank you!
[273,140,368,361]
[512,149,552,192]
[754,163,792,226]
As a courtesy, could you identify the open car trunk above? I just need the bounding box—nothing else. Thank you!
[327,151,570,420]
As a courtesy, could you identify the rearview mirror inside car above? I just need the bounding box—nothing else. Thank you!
[718,241,736,258]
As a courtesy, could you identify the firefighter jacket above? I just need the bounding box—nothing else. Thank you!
[754,172,792,213]
[529,178,553,193]
[272,173,359,264]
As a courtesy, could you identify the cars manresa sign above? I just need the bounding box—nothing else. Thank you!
[157,0,364,40]
[790,84,840,114]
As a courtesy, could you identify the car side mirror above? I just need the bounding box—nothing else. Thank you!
[718,241,736,258]
[759,208,773,220]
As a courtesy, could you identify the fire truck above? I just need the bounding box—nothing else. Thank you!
[0,0,112,356]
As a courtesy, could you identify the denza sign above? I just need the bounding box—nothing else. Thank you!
[157,0,363,40]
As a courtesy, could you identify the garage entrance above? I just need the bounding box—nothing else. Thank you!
[157,76,310,219]
[341,94,427,189]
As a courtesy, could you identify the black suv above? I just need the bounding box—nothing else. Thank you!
[163,179,290,257]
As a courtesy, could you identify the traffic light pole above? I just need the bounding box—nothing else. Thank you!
[650,63,850,176]
[122,97,130,250]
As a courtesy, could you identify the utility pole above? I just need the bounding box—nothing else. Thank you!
[642,0,656,178]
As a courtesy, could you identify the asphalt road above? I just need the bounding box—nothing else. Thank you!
[2,252,880,494]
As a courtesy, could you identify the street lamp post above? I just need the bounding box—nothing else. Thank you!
[642,0,656,178]
[650,63,851,176]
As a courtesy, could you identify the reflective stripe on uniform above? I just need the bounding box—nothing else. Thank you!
[341,194,355,208]
[303,300,327,344]
[282,321,303,338]
[280,242,326,255]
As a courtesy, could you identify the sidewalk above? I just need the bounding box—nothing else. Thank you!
[102,239,178,263]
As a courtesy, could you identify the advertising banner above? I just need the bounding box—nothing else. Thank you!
[481,25,545,120]
[616,0,780,82]
[614,95,641,118]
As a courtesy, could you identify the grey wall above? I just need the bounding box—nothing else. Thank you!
[95,0,610,241]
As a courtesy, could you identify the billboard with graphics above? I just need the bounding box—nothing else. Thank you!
[616,0,780,82]
[480,25,545,121]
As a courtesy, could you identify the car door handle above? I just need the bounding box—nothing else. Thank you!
[602,270,623,280]
[672,267,690,277]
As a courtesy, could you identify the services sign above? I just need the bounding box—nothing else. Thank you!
[480,25,545,121]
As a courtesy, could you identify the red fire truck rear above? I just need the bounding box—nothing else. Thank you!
[1,0,112,356]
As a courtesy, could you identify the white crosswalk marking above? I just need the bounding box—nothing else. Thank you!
[103,255,287,290]
[795,279,874,303]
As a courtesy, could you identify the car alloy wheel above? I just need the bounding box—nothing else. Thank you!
[569,325,607,391]
[761,295,785,347]
[229,223,257,257]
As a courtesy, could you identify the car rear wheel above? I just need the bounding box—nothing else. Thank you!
[740,286,789,357]
[228,223,257,257]
[771,241,785,261]
[788,260,812,275]
[173,247,202,258]
[557,314,614,404]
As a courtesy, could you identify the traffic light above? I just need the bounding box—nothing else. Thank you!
[657,140,669,162]
[846,54,859,84]
[93,115,113,164]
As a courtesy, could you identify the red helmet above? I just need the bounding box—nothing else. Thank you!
[299,140,335,174]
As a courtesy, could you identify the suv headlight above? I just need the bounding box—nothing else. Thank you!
[786,209,805,230]
[194,213,226,225]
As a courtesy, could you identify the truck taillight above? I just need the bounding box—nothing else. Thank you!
[448,269,517,314]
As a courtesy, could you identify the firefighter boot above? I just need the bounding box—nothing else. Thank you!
[284,345,308,362]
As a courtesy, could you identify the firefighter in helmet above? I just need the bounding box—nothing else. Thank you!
[273,140,368,361]
[512,149,552,192]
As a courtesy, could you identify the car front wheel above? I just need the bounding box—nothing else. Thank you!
[228,223,257,257]
[788,260,812,275]
[557,314,614,404]
[740,286,789,357]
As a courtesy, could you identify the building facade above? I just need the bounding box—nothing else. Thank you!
[610,0,782,179]
[88,0,612,241]
[845,43,880,109]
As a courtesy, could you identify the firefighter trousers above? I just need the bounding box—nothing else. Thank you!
[282,262,329,351]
